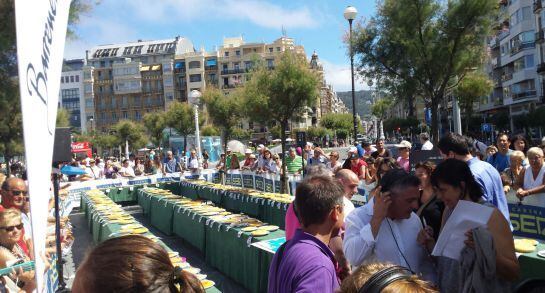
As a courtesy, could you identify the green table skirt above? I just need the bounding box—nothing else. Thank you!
[204,221,284,293]
[173,206,207,252]
[180,182,200,200]
[150,197,176,236]
[518,242,545,282]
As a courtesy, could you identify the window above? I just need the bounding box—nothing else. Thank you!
[122,96,128,108]
[269,47,273,53]
[189,74,202,82]
[276,47,281,52]
[163,77,173,87]
[75,75,79,82]
[135,110,141,120]
[510,6,532,27]
[222,64,228,70]
[69,76,73,83]
[122,111,128,119]
[100,99,106,110]
[146,97,152,106]
[244,61,253,70]
[98,71,102,77]
[60,77,63,83]
[267,59,274,68]
[134,45,143,54]
[208,73,216,82]
[236,50,240,56]
[514,54,535,71]
[188,61,201,69]
[111,96,116,108]
[85,98,93,108]
[134,96,141,105]
[112,112,117,120]
[224,51,229,57]
[234,63,240,70]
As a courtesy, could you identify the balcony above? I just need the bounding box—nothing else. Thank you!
[497,29,510,41]
[510,42,535,55]
[512,90,537,100]
[534,0,543,12]
[501,73,513,81]
[538,63,545,74]
[220,68,247,75]
[536,30,545,44]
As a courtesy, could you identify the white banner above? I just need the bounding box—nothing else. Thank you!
[15,0,71,291]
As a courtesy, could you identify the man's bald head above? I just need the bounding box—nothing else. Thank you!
[335,169,359,198]
[1,177,27,210]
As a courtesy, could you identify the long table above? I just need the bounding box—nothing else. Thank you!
[178,181,290,229]
[81,192,221,293]
[138,189,284,293]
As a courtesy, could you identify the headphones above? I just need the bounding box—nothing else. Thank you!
[358,265,413,293]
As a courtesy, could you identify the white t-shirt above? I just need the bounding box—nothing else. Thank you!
[86,165,102,179]
[188,157,199,169]
[120,166,135,177]
[421,141,434,150]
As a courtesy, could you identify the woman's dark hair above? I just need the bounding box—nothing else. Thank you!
[376,157,400,181]
[430,159,483,202]
[510,134,529,153]
[75,235,204,292]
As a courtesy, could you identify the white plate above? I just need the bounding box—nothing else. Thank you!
[537,250,545,258]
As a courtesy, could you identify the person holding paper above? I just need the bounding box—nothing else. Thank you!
[418,159,519,292]
[343,169,436,282]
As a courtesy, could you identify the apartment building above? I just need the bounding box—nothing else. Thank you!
[85,37,194,132]
[59,59,85,131]
[482,0,542,131]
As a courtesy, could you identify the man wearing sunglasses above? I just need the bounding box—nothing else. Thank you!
[1,178,31,241]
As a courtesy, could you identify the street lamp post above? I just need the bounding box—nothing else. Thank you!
[189,90,202,166]
[344,6,358,143]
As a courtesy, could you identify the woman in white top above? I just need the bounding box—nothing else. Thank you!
[516,147,545,206]
[326,151,342,174]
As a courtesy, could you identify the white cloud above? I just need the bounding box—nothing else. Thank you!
[125,0,318,29]
[321,59,368,93]
[63,16,139,60]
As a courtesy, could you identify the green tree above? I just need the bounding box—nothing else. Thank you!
[320,113,355,138]
[455,71,493,133]
[201,87,244,152]
[303,127,332,142]
[56,108,71,128]
[112,120,147,154]
[165,101,203,153]
[0,0,98,174]
[201,125,220,137]
[353,0,497,141]
[371,98,393,121]
[243,51,319,193]
[142,112,166,148]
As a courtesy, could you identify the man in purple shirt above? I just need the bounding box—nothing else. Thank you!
[268,175,345,293]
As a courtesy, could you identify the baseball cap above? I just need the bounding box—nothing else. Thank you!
[349,146,357,153]
[258,144,265,149]
[226,147,231,152]
[245,149,253,154]
[396,140,412,149]
[348,153,359,160]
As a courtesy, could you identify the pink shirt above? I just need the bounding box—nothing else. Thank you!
[285,203,301,240]
[397,156,410,172]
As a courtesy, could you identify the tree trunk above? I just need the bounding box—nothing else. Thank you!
[408,95,415,117]
[5,156,11,177]
[430,98,440,144]
[280,120,289,194]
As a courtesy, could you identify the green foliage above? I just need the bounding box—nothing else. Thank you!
[371,98,393,120]
[268,125,282,139]
[67,0,99,39]
[94,134,119,149]
[230,128,252,140]
[165,101,203,137]
[456,71,493,116]
[112,120,147,150]
[243,51,319,193]
[56,108,71,128]
[201,87,244,149]
[303,127,333,141]
[383,117,419,132]
[353,0,497,140]
[201,125,220,137]
[320,113,353,133]
[142,112,166,147]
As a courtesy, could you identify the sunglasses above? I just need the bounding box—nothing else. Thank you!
[0,223,23,232]
[10,190,27,197]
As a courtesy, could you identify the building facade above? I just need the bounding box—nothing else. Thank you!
[85,36,347,134]
[85,37,194,132]
[481,0,542,132]
[59,59,85,131]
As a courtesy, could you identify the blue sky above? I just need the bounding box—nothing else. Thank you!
[63,0,377,92]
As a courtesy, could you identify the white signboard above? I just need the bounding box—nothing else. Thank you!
[15,0,71,290]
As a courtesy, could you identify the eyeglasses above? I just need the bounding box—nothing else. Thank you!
[0,223,23,232]
[9,190,27,197]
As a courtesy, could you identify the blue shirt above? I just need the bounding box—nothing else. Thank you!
[163,158,178,173]
[486,150,512,173]
[356,144,365,158]
[467,157,511,225]
[268,229,339,293]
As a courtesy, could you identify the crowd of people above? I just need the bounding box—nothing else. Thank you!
[268,132,545,293]
[0,175,74,291]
